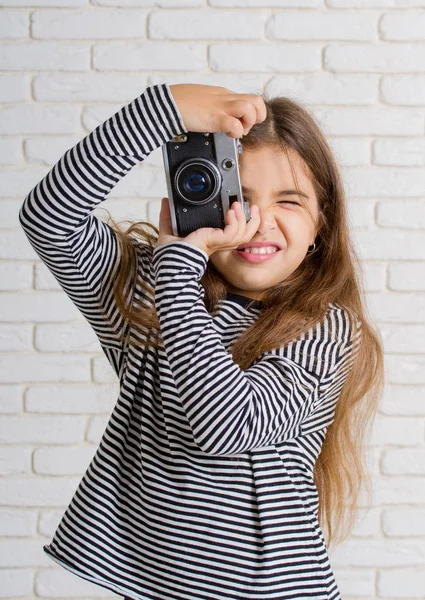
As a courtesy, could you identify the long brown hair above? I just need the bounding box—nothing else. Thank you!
[101,91,384,550]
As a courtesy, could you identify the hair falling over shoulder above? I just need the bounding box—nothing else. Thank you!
[101,91,385,551]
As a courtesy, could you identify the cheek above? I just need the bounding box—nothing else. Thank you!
[276,213,311,242]
[209,251,229,269]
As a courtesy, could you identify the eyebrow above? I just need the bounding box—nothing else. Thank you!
[241,186,309,199]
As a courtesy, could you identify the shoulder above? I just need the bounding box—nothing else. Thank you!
[270,303,361,380]
[325,302,362,347]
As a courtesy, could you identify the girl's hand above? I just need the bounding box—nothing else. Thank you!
[157,197,260,258]
[169,83,267,139]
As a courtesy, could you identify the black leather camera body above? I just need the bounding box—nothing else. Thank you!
[161,131,251,238]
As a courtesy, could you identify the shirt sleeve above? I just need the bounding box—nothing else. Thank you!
[18,83,188,374]
[152,240,362,456]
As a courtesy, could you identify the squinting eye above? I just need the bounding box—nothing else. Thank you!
[278,200,301,206]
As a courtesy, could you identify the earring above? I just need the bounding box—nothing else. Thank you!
[307,242,316,253]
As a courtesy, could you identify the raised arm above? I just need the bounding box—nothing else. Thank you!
[152,240,362,456]
[19,83,188,373]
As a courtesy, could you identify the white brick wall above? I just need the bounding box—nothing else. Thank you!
[1,2,424,599]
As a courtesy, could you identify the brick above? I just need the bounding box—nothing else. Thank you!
[34,262,69,291]
[346,199,375,228]
[266,74,378,105]
[0,168,51,198]
[359,475,425,507]
[25,136,79,165]
[35,567,109,597]
[388,261,425,291]
[363,447,380,477]
[35,322,101,353]
[0,74,29,102]
[0,291,84,322]
[0,539,52,567]
[312,107,423,136]
[382,508,425,536]
[0,508,37,536]
[332,568,374,597]
[381,385,425,416]
[1,476,81,506]
[380,323,425,353]
[0,42,89,71]
[34,72,149,102]
[210,0,321,5]
[0,262,33,291]
[150,9,264,39]
[210,42,321,72]
[347,165,425,197]
[0,138,23,166]
[94,0,205,4]
[325,43,425,72]
[149,71,269,94]
[93,41,206,70]
[350,507,381,537]
[0,10,29,38]
[382,448,425,475]
[328,0,425,5]
[33,445,97,475]
[31,9,148,39]
[38,508,66,537]
[25,383,117,414]
[374,137,425,166]
[353,230,425,260]
[0,325,32,351]
[0,446,32,475]
[369,415,423,446]
[86,415,109,443]
[382,74,425,105]
[92,354,119,383]
[328,137,372,165]
[385,354,425,384]
[0,104,80,135]
[1,198,26,228]
[0,416,85,444]
[330,537,425,567]
[362,262,386,291]
[381,11,425,40]
[81,101,124,132]
[0,386,22,414]
[378,568,425,598]
[367,291,425,323]
[92,197,149,225]
[0,351,90,384]
[1,0,85,4]
[267,11,377,40]
[0,569,33,598]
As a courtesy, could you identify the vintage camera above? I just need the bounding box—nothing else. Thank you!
[162,131,250,238]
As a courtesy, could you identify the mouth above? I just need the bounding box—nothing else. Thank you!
[235,242,284,251]
[233,246,283,263]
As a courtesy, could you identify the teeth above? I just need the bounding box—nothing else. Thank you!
[242,246,277,254]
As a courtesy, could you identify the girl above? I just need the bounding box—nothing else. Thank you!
[19,82,384,600]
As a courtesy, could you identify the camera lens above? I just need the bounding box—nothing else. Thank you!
[175,158,221,205]
[186,173,207,193]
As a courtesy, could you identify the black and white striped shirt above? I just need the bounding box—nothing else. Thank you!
[19,82,360,600]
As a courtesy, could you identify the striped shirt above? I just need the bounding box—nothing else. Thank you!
[19,82,360,600]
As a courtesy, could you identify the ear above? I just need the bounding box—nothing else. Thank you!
[158,197,173,237]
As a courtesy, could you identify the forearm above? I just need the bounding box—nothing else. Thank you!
[19,83,188,243]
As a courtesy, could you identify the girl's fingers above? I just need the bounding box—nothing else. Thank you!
[246,204,260,236]
[232,201,256,244]
[219,201,261,251]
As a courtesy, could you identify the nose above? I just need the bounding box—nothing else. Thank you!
[253,203,277,236]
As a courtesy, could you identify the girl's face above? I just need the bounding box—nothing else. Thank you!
[209,145,320,301]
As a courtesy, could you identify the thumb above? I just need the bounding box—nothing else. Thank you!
[158,197,174,236]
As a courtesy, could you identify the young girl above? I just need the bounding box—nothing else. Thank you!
[19,82,384,600]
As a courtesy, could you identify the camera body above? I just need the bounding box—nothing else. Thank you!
[161,131,250,238]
